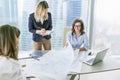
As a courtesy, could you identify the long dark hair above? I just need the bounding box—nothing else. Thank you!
[0,25,20,60]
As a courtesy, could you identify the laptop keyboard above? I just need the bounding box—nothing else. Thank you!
[86,58,94,63]
[83,56,95,63]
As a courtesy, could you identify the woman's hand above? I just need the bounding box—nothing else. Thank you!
[79,47,86,51]
[65,43,68,47]
[74,48,86,51]
[40,28,46,36]
[36,28,46,36]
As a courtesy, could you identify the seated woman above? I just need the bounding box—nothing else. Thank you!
[66,19,89,51]
[0,25,26,80]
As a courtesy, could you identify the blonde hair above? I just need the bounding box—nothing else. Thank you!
[0,25,20,60]
[34,1,49,22]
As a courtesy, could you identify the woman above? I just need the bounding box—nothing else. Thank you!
[0,25,26,80]
[66,19,89,51]
[28,1,52,50]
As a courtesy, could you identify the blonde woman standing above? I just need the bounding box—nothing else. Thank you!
[28,1,52,50]
[0,25,26,80]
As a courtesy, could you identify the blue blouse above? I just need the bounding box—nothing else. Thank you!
[66,31,89,50]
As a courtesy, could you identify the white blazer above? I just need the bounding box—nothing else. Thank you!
[0,56,26,80]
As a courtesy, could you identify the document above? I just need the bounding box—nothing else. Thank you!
[18,51,31,59]
[44,30,53,35]
[69,60,82,73]
[23,42,75,80]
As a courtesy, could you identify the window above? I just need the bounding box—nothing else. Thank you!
[93,0,120,55]
[0,0,18,25]
[0,0,90,51]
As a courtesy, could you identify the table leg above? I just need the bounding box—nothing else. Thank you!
[70,74,77,80]
[78,74,80,80]
[26,76,36,80]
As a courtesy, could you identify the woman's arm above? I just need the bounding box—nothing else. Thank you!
[28,14,45,36]
[48,12,52,30]
[28,14,36,34]
[79,47,87,51]
[81,33,89,51]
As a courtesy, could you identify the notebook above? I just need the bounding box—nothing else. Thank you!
[83,48,109,65]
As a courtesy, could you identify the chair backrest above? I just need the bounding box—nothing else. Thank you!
[62,27,71,47]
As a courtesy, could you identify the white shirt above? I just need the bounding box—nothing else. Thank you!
[0,56,26,80]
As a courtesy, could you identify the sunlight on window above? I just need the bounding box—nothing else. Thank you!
[0,0,90,51]
[94,0,120,55]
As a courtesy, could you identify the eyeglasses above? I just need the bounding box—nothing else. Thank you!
[74,25,81,27]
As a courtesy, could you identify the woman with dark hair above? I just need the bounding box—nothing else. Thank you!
[28,0,52,50]
[0,25,26,80]
[66,19,89,51]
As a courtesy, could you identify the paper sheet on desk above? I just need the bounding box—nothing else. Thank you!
[24,42,74,80]
[69,51,84,73]
[69,61,82,73]
[18,51,31,59]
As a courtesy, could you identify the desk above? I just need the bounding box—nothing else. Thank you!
[69,56,120,80]
[19,48,75,80]
[19,50,49,80]
[19,50,120,80]
[18,50,49,59]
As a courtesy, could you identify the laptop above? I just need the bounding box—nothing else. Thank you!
[83,48,109,65]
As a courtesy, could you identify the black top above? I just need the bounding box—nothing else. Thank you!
[28,12,52,42]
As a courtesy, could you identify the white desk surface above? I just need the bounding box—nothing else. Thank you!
[18,50,120,77]
[18,50,49,59]
[19,47,75,80]
[69,56,120,75]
